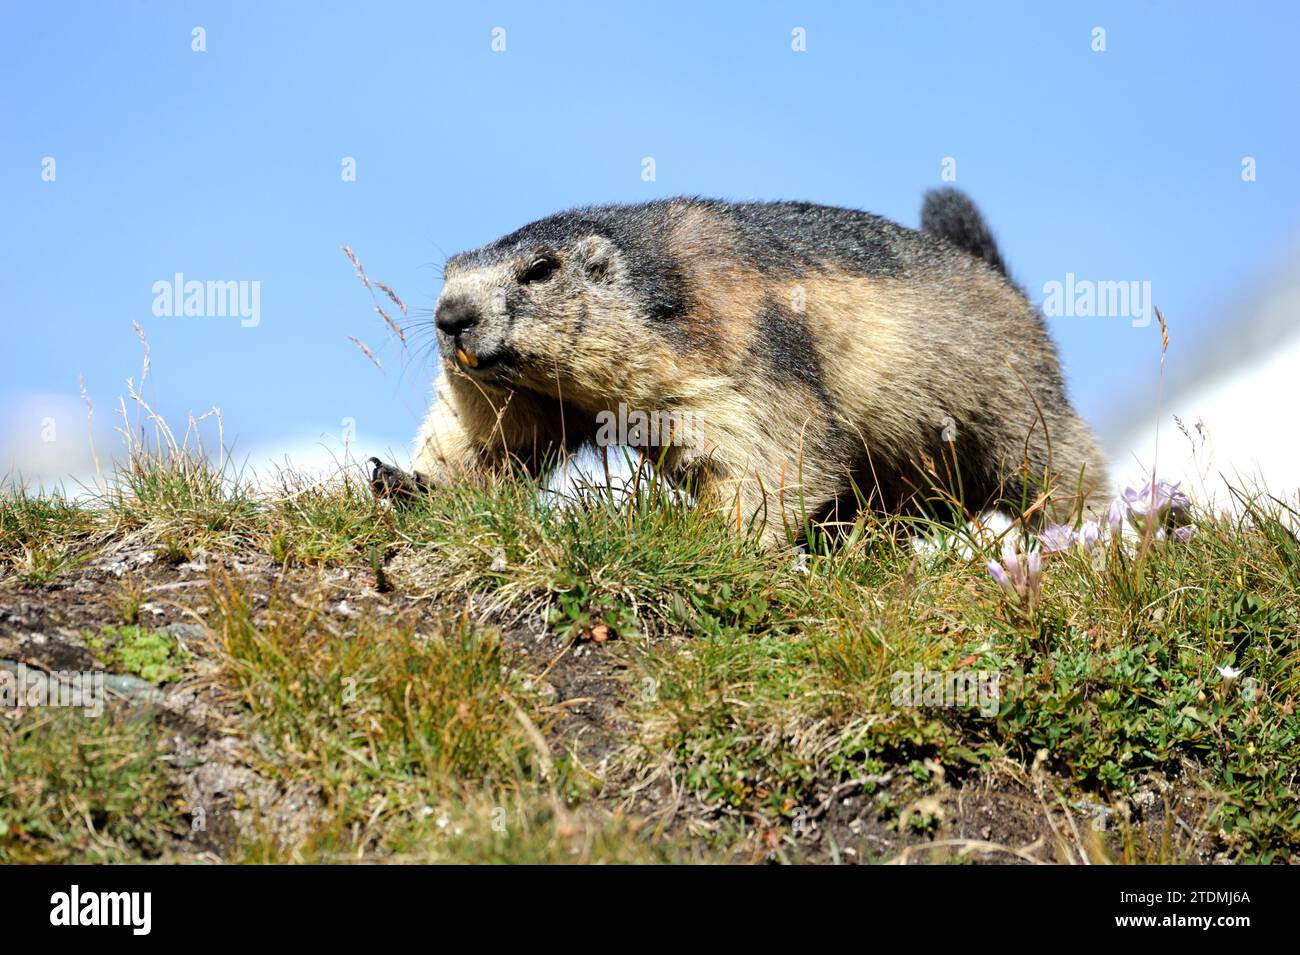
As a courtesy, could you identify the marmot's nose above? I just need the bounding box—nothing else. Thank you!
[435,298,480,336]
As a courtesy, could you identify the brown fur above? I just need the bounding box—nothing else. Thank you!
[407,197,1109,545]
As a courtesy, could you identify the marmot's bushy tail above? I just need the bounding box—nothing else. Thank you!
[920,187,1010,278]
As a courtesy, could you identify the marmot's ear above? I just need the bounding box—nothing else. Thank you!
[574,235,623,283]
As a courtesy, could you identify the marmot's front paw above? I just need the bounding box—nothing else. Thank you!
[369,457,430,501]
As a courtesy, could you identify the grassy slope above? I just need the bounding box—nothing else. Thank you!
[1,455,1297,864]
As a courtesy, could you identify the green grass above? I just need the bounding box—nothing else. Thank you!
[0,486,100,586]
[0,710,186,863]
[1,452,1297,862]
[623,512,1300,859]
[210,580,557,856]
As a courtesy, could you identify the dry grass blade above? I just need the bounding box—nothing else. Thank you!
[374,281,408,316]
[342,245,407,345]
[349,335,382,369]
[341,245,371,290]
[374,304,404,342]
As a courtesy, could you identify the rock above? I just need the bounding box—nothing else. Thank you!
[165,622,209,646]
[1072,799,1115,831]
[178,550,210,573]
[103,672,166,704]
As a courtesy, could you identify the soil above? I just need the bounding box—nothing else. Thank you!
[0,541,1223,864]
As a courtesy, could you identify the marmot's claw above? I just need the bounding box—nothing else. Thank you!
[369,457,428,500]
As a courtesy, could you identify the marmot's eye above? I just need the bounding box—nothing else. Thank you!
[520,257,558,284]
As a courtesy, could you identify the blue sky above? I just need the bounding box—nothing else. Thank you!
[4,1,1298,479]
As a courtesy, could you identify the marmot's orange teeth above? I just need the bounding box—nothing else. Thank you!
[456,348,479,368]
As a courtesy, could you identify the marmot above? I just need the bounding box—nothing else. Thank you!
[372,189,1109,545]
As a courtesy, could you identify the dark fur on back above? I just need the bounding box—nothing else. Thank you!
[457,199,918,280]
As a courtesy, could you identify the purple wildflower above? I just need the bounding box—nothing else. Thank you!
[1039,519,1103,556]
[1039,523,1075,554]
[987,538,1043,607]
[987,559,1013,592]
[1106,499,1125,537]
[1121,477,1194,541]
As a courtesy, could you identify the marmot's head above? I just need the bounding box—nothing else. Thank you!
[434,212,655,398]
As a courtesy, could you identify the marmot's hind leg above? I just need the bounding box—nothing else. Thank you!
[1008,413,1111,526]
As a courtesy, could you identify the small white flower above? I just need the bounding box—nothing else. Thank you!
[1216,663,1243,682]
